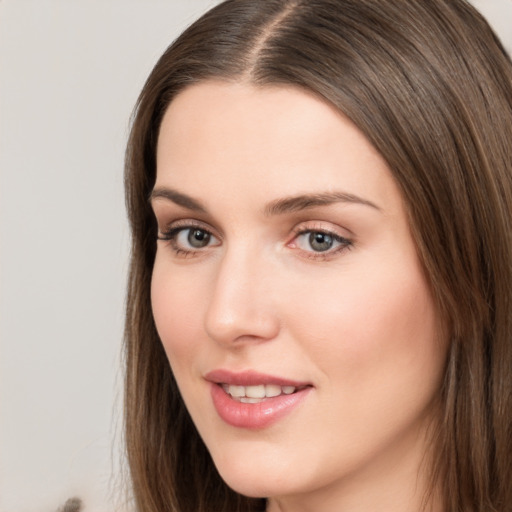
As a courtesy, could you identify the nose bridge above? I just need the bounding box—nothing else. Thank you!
[204,241,279,346]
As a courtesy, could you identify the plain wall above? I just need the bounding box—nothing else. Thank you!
[1,1,510,511]
[0,2,218,511]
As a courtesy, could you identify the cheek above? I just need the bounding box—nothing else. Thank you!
[286,255,445,403]
[275,259,447,480]
[150,258,205,368]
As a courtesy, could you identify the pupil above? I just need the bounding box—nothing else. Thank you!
[309,232,333,252]
[188,229,210,248]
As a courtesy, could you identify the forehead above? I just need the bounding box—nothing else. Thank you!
[158,81,372,160]
[155,81,400,214]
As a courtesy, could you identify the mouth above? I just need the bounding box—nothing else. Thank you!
[219,383,309,403]
[205,369,313,429]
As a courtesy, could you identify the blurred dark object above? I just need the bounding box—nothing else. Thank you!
[57,497,82,512]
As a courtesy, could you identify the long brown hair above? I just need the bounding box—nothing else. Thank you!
[124,1,512,510]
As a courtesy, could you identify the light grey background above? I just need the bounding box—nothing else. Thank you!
[1,1,510,511]
[0,2,218,511]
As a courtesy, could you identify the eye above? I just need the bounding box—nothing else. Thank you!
[302,232,336,252]
[157,224,220,255]
[291,228,352,256]
[177,228,213,249]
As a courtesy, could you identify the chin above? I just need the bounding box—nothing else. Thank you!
[211,448,315,500]
[221,473,286,500]
[210,452,286,498]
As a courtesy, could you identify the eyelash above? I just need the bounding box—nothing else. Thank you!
[157,221,219,258]
[157,221,353,260]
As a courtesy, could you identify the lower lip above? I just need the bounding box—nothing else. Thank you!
[210,383,311,429]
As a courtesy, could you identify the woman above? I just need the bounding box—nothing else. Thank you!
[124,1,512,511]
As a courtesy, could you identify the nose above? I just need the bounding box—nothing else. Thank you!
[204,247,280,347]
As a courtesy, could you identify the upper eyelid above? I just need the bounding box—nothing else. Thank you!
[151,199,217,233]
[290,220,353,238]
[156,217,353,242]
[158,218,219,235]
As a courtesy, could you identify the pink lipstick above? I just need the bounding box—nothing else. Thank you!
[205,370,312,429]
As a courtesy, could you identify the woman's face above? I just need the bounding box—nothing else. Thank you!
[151,82,448,509]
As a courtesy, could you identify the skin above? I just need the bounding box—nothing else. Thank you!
[151,81,448,512]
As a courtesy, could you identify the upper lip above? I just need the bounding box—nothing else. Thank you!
[205,369,311,387]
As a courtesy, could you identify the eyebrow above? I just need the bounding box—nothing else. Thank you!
[264,191,381,216]
[150,187,207,213]
[150,187,380,215]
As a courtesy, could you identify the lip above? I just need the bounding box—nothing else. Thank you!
[205,369,312,429]
[205,369,310,387]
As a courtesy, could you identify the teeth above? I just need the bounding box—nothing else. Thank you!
[245,385,266,398]
[240,397,262,404]
[229,385,245,397]
[265,384,282,397]
[225,383,297,400]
